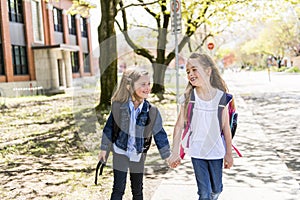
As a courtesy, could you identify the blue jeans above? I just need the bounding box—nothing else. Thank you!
[110,152,146,200]
[191,158,223,200]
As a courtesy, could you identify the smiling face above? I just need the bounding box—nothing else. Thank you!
[133,75,151,100]
[186,58,211,87]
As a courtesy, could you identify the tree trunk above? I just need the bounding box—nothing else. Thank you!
[151,62,167,100]
[96,0,118,112]
[151,26,168,99]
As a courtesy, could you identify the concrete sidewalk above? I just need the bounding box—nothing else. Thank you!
[151,93,300,200]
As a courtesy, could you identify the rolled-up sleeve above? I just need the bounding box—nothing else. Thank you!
[100,112,114,151]
[152,110,171,159]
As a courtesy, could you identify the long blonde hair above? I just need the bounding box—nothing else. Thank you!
[183,53,228,119]
[111,68,149,103]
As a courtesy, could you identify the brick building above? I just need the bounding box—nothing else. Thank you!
[0,0,96,97]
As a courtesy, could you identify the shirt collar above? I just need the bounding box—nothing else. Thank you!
[129,98,144,112]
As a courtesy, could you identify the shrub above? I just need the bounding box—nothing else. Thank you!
[277,66,286,72]
[253,65,265,71]
[285,66,300,73]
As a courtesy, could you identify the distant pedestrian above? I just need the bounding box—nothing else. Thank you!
[99,68,171,200]
[168,53,233,200]
[277,57,282,69]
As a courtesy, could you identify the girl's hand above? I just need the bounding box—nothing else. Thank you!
[167,153,181,168]
[224,153,233,169]
[170,159,181,168]
[98,150,107,162]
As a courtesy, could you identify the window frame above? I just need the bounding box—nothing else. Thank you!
[12,45,28,75]
[0,44,4,75]
[71,52,80,73]
[80,17,88,38]
[68,14,77,35]
[8,0,24,23]
[31,0,44,42]
[53,7,63,32]
[83,53,90,73]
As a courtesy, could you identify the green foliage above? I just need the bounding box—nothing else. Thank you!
[67,0,96,17]
[285,66,300,73]
[233,0,299,70]
[277,66,287,72]
[252,65,266,71]
[215,48,232,59]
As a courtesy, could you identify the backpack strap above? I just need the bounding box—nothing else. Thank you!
[179,90,195,159]
[188,89,196,124]
[218,92,232,132]
[144,104,158,137]
[112,102,122,143]
[185,90,196,147]
[218,93,242,157]
[143,104,158,152]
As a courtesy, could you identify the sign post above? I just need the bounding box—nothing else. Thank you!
[171,0,181,114]
[171,0,182,34]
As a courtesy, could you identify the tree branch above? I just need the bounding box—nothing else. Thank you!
[194,33,214,52]
[127,23,158,32]
[137,0,158,18]
[165,35,190,66]
[117,0,159,12]
[118,1,154,63]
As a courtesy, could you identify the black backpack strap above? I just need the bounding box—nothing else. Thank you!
[218,92,227,132]
[94,160,106,185]
[218,92,233,132]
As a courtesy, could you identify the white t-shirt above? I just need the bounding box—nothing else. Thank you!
[182,89,226,159]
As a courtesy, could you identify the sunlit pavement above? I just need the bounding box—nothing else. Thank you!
[151,71,300,200]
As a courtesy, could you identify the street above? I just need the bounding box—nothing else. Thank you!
[224,70,300,185]
[222,70,300,199]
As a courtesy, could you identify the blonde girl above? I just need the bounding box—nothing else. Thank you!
[99,68,171,200]
[169,53,233,200]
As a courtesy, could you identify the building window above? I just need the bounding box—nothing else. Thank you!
[80,17,87,37]
[83,53,90,73]
[71,52,79,73]
[12,45,28,75]
[8,0,24,23]
[31,0,43,42]
[0,45,4,75]
[68,14,76,35]
[53,7,63,32]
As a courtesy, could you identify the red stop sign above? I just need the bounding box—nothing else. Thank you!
[207,42,214,50]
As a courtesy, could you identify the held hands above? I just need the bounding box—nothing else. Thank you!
[166,153,182,168]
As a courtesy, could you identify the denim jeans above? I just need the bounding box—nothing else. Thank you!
[110,152,146,200]
[191,158,223,200]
